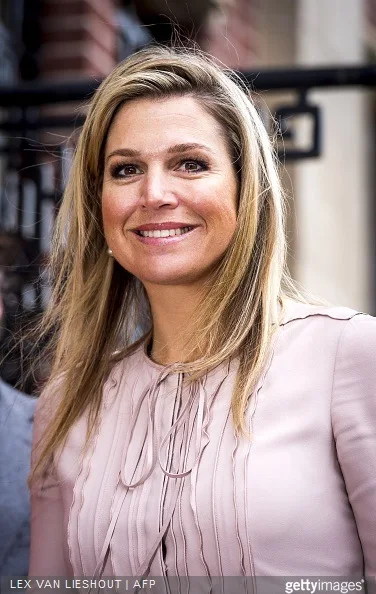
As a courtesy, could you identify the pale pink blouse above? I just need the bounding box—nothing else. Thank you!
[29,302,376,578]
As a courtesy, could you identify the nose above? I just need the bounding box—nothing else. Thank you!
[140,167,178,209]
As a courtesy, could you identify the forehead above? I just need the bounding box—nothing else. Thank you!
[105,95,227,155]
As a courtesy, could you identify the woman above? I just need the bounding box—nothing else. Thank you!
[29,46,376,580]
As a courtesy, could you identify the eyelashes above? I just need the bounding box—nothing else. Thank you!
[109,163,140,177]
[108,157,210,179]
[178,158,209,173]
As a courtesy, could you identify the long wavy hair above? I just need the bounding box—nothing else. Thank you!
[30,45,307,482]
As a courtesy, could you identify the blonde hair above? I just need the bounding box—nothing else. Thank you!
[30,45,306,482]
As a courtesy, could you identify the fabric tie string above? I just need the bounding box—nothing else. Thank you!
[92,363,214,582]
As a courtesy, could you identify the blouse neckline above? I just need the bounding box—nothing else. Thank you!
[140,335,184,373]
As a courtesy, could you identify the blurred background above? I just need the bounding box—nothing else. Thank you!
[0,0,375,391]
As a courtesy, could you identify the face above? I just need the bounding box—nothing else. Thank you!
[102,96,238,291]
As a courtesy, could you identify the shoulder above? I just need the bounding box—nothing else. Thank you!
[0,381,35,480]
[280,299,364,326]
[279,299,376,369]
[0,378,36,426]
[280,299,372,338]
[278,299,376,359]
[332,312,376,379]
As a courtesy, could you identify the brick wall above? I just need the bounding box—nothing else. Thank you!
[366,0,376,29]
[365,0,376,55]
[40,0,118,80]
[200,0,256,69]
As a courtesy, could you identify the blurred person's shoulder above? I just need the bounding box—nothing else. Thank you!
[0,377,36,429]
[0,379,35,577]
[0,378,36,470]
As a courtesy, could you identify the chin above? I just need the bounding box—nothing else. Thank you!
[137,268,206,287]
[141,275,195,286]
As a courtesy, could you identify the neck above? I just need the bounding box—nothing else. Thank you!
[144,283,206,365]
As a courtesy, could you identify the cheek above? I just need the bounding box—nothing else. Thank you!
[101,189,131,229]
[206,183,238,233]
[101,194,111,229]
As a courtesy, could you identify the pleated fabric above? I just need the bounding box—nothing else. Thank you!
[67,346,263,578]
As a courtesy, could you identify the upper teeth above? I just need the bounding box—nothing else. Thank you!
[138,226,192,237]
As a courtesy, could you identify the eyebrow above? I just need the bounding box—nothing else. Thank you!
[105,143,214,163]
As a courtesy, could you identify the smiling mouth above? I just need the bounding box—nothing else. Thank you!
[135,226,194,238]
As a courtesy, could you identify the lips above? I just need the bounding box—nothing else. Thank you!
[132,222,198,231]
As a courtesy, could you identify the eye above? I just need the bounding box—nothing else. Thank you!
[176,158,209,173]
[109,163,142,178]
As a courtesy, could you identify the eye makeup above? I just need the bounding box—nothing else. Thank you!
[108,156,210,179]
